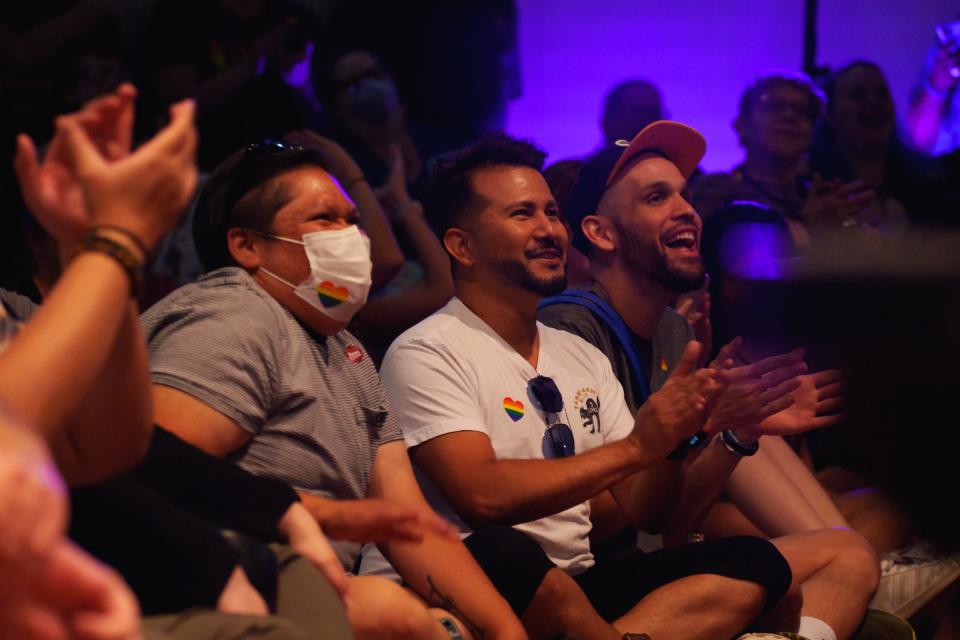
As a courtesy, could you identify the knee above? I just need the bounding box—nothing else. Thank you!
[348,577,436,640]
[724,536,795,609]
[829,529,881,593]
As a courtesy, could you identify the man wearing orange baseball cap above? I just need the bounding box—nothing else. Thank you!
[540,121,893,640]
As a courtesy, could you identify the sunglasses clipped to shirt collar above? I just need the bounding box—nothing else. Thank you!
[528,375,576,459]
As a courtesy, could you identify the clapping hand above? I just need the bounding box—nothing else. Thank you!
[705,338,807,439]
[633,341,720,459]
[58,97,197,253]
[14,84,137,248]
[803,174,874,226]
[756,369,844,435]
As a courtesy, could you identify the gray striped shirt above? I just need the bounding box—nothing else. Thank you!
[141,267,403,510]
[0,288,36,352]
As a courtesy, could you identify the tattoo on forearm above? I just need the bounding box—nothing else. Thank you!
[426,575,487,639]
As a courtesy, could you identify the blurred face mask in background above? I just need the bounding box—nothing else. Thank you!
[346,77,400,127]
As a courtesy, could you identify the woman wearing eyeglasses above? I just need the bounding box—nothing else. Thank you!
[692,71,875,248]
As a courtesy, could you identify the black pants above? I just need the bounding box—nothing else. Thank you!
[466,527,792,622]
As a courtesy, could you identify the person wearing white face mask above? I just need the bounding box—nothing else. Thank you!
[254,224,373,324]
[140,140,528,640]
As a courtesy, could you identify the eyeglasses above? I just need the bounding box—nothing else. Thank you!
[757,94,818,121]
[528,375,575,459]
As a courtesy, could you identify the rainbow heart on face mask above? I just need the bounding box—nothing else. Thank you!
[316,280,350,307]
[503,397,524,422]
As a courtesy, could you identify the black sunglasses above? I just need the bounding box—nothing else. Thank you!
[222,140,307,219]
[528,375,575,459]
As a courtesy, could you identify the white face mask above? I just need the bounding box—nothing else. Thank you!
[259,225,372,323]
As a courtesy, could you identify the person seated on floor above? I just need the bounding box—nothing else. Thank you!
[372,132,807,640]
[283,128,454,359]
[699,200,955,626]
[538,121,888,640]
[141,138,527,640]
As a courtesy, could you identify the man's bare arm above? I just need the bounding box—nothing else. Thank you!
[371,441,526,640]
[412,430,654,527]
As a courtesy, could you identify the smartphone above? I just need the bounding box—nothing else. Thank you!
[936,20,960,78]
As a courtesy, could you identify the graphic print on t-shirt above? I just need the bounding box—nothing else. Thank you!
[503,397,525,422]
[573,387,601,434]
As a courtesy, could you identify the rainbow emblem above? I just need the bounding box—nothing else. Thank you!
[316,280,349,308]
[660,356,669,372]
[503,397,524,422]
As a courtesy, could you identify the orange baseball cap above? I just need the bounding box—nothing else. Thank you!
[606,120,706,186]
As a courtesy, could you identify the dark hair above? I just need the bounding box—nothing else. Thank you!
[603,79,660,118]
[700,200,795,359]
[543,159,584,214]
[192,142,327,271]
[737,71,825,128]
[424,133,547,239]
[822,60,885,113]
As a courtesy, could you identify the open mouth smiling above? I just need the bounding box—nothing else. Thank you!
[662,227,699,254]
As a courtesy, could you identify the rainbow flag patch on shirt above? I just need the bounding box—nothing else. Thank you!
[316,280,349,307]
[503,397,524,422]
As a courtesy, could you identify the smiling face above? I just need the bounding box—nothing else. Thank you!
[237,165,361,334]
[450,165,568,298]
[738,83,817,162]
[829,64,895,152]
[597,155,704,293]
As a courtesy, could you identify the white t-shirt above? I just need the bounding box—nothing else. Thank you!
[382,297,635,574]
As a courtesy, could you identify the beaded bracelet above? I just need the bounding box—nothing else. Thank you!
[92,224,149,258]
[74,232,144,297]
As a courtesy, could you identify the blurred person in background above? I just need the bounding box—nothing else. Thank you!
[316,49,423,191]
[146,0,324,171]
[693,72,883,247]
[601,79,665,146]
[812,61,956,229]
[907,16,960,155]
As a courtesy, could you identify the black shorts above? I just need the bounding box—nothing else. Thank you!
[463,526,556,616]
[573,535,792,622]
[466,528,792,622]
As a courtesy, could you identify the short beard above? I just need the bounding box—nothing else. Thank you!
[616,220,705,293]
[501,260,568,297]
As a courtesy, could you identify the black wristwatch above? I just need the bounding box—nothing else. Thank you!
[721,429,759,456]
[667,431,708,460]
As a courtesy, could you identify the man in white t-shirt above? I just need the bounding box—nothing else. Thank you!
[380,134,797,639]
